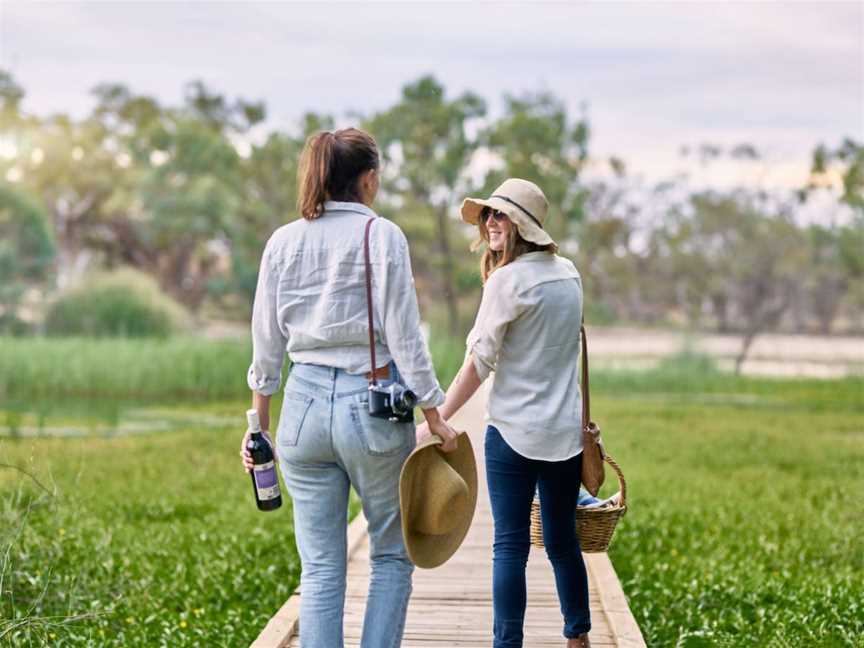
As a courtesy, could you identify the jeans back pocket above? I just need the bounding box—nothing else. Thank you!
[349,399,412,457]
[277,391,314,447]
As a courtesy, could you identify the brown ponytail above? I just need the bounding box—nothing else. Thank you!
[297,128,379,220]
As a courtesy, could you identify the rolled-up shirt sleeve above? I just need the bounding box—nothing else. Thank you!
[247,240,288,396]
[374,224,445,409]
[466,271,526,382]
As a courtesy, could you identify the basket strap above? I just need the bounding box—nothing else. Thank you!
[581,318,590,430]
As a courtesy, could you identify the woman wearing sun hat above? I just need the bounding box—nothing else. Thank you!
[416,178,591,648]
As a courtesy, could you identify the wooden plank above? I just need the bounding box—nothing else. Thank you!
[253,389,645,647]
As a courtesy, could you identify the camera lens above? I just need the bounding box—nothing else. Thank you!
[390,384,417,415]
[401,389,417,410]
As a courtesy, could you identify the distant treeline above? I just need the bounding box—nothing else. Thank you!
[1,70,862,345]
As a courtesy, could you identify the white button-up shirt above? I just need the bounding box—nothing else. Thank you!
[247,201,445,409]
[467,252,584,461]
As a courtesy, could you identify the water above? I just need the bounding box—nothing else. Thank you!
[0,397,242,438]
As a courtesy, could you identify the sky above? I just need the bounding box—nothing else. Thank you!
[1,1,862,190]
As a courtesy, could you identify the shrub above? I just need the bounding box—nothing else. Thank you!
[44,268,191,338]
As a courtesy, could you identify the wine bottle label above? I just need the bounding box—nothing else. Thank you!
[253,461,280,501]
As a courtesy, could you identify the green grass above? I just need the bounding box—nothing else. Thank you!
[602,379,863,646]
[5,335,859,407]
[1,401,298,647]
[0,335,463,402]
[1,338,863,646]
[0,337,252,400]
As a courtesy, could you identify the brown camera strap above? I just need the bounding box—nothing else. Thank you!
[363,218,378,386]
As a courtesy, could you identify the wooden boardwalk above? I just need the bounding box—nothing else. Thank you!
[253,391,645,648]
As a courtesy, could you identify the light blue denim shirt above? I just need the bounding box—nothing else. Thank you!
[247,201,445,409]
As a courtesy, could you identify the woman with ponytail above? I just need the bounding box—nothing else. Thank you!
[240,128,459,647]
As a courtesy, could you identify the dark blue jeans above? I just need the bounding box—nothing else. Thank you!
[485,425,591,647]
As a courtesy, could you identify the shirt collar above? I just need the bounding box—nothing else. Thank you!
[514,251,554,263]
[323,201,378,219]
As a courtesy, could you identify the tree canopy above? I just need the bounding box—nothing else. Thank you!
[1,69,860,346]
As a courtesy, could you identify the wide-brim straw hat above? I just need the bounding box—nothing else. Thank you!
[461,178,556,246]
[399,432,477,569]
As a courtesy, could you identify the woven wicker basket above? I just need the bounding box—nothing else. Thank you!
[530,454,627,553]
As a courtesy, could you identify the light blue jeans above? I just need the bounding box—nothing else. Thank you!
[275,362,415,648]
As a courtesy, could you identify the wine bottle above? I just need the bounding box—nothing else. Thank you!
[246,409,282,511]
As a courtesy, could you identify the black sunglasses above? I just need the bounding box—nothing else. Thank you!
[481,208,509,223]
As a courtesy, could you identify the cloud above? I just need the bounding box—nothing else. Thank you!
[1,0,860,184]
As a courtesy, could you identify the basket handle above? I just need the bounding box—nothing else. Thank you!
[602,454,627,508]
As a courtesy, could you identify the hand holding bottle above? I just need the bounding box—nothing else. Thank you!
[239,427,275,473]
[241,409,282,511]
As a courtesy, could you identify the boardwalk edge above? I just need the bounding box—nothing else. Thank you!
[585,553,647,647]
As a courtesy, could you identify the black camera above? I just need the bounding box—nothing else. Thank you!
[368,382,417,423]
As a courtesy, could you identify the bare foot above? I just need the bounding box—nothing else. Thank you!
[567,633,591,648]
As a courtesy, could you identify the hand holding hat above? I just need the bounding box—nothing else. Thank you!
[399,432,478,568]
[414,417,460,453]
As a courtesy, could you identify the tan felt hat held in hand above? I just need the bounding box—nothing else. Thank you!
[399,432,477,569]
[461,178,555,246]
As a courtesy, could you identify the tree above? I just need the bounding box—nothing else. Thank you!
[0,184,55,332]
[12,111,133,289]
[230,128,314,305]
[0,69,25,128]
[27,81,256,311]
[481,92,590,246]
[220,112,336,312]
[183,79,266,134]
[1,71,113,292]
[808,138,863,214]
[803,138,864,331]
[5,69,860,341]
[681,191,806,373]
[366,76,486,336]
[804,224,850,334]
[576,173,658,323]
